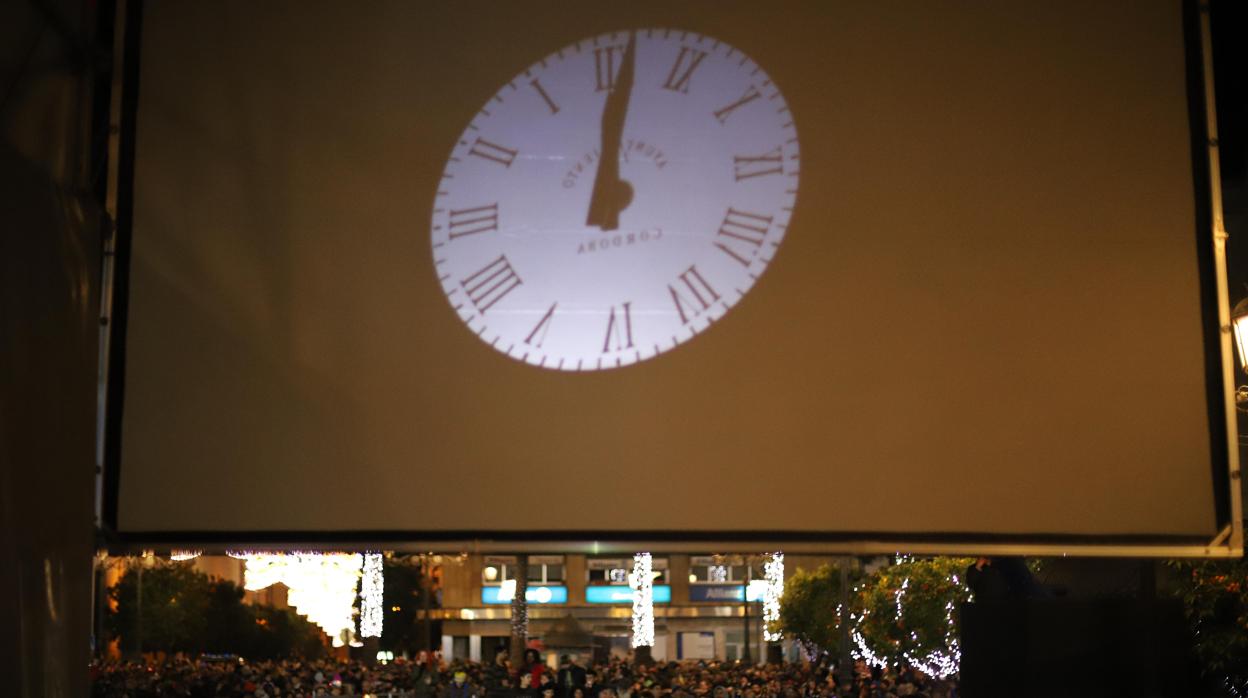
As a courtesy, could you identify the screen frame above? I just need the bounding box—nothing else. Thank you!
[95,0,1242,558]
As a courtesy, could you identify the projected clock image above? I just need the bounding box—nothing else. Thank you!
[432,29,799,371]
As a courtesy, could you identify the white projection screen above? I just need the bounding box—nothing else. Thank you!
[108,0,1238,552]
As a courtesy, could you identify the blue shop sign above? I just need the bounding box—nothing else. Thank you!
[585,585,672,604]
[688,583,765,603]
[482,585,568,604]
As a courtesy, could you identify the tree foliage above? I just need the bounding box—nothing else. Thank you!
[774,563,851,658]
[851,557,972,671]
[1170,558,1248,692]
[106,561,325,659]
[775,557,973,672]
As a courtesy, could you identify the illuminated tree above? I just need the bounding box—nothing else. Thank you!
[850,556,972,679]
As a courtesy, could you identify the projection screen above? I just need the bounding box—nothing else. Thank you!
[107,0,1237,551]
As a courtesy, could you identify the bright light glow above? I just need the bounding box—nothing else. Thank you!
[169,550,201,561]
[500,578,516,601]
[359,552,384,638]
[629,552,654,648]
[763,552,784,642]
[747,579,769,600]
[240,552,363,645]
[708,565,728,583]
[1233,298,1248,372]
[484,565,499,581]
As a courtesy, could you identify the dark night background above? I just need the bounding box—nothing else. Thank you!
[1212,1,1247,294]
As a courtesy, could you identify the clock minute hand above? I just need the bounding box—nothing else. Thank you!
[585,31,636,232]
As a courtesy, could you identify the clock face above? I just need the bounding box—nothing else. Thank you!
[432,29,799,371]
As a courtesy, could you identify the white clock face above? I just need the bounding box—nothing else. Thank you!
[432,29,799,371]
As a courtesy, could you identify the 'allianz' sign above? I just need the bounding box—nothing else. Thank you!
[688,582,767,603]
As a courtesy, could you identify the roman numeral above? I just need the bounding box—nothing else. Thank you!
[467,137,518,168]
[447,203,499,239]
[594,45,626,92]
[733,147,783,181]
[668,265,720,325]
[714,208,773,267]
[460,255,522,314]
[525,302,557,347]
[663,47,708,93]
[530,78,560,114]
[713,84,762,124]
[602,302,634,353]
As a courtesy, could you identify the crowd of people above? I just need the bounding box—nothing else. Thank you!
[90,650,955,698]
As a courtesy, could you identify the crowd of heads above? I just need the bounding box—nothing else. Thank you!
[91,650,952,698]
[90,657,410,697]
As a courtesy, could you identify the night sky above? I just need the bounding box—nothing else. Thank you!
[1212,0,1247,291]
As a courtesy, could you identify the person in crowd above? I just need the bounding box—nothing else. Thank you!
[522,647,546,688]
[443,668,478,698]
[537,669,557,695]
[513,670,543,698]
[414,651,443,697]
[485,647,512,697]
[583,669,601,697]
[556,653,588,697]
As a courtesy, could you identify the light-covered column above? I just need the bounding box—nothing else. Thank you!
[630,552,655,651]
[763,552,784,642]
[359,552,384,638]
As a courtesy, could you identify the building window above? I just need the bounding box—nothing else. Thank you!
[689,556,763,583]
[482,555,565,585]
[587,557,668,585]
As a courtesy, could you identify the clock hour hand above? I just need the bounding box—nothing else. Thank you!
[585,31,636,232]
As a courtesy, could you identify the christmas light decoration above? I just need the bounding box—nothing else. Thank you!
[510,567,528,639]
[892,570,961,679]
[763,552,784,642]
[359,552,384,638]
[849,558,964,680]
[169,550,201,561]
[239,552,364,646]
[630,552,655,648]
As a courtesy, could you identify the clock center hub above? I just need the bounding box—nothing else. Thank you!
[560,136,670,192]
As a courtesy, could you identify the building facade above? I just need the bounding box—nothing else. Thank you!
[431,553,844,664]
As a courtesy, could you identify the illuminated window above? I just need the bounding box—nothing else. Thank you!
[689,556,763,583]
[482,555,565,585]
[587,557,668,585]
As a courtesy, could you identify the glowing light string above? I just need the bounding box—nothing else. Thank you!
[849,559,962,680]
[359,552,384,638]
[763,552,784,642]
[630,552,655,648]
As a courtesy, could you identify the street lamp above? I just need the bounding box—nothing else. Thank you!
[1233,298,1248,408]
